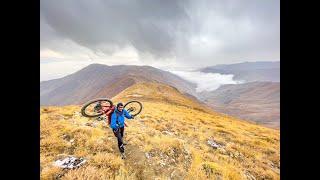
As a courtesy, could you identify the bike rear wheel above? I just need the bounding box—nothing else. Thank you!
[81,98,113,117]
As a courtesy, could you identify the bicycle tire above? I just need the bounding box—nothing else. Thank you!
[81,98,113,118]
[124,100,143,116]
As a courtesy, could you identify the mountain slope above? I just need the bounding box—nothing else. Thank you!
[200,82,280,128]
[40,82,280,179]
[40,64,197,106]
[111,82,214,114]
[200,61,280,82]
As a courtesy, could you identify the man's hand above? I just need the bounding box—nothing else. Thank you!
[113,127,119,133]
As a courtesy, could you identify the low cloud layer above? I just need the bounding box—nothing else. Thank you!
[169,70,243,92]
[40,60,92,81]
[41,0,280,71]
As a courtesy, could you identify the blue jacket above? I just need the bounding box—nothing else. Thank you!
[110,109,133,129]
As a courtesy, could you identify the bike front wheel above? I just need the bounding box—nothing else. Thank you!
[124,101,143,116]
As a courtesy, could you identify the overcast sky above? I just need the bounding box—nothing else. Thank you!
[40,0,280,81]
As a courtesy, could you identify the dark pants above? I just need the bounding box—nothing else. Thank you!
[113,127,125,153]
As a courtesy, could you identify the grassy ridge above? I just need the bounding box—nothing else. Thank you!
[40,82,279,179]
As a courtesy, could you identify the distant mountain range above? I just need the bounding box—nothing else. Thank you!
[200,61,280,82]
[198,61,280,128]
[40,64,197,106]
[199,81,280,128]
[40,61,280,128]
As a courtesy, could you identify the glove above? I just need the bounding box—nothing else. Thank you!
[113,127,119,133]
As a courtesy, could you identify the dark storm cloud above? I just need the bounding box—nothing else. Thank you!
[40,0,279,65]
[40,0,190,58]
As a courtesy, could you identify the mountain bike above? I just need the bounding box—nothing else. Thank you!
[81,98,143,118]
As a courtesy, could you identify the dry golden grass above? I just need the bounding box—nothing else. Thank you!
[40,82,279,180]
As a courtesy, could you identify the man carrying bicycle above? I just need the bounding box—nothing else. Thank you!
[110,103,134,158]
[81,100,141,159]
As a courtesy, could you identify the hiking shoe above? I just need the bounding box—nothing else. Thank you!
[121,153,126,159]
[120,144,125,152]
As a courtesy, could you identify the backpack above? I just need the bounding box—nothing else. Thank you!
[105,105,116,125]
